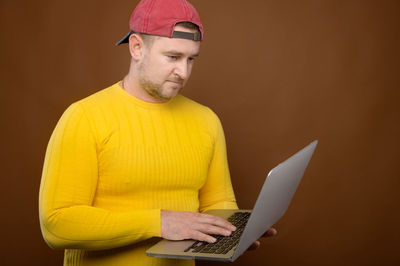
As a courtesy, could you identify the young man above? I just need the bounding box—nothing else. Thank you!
[39,0,275,265]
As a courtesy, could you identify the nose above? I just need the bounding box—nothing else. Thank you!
[174,61,189,81]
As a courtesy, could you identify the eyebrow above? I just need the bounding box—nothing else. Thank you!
[165,50,200,57]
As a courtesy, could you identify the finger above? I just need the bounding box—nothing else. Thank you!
[247,241,260,251]
[190,230,217,243]
[197,214,236,231]
[193,223,233,237]
[262,227,278,237]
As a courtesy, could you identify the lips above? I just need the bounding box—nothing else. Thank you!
[167,80,183,85]
[168,76,184,84]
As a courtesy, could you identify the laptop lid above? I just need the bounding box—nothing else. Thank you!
[232,140,318,261]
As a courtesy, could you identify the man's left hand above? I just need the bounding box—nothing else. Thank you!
[247,227,278,251]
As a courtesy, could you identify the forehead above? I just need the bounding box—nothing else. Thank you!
[149,25,201,55]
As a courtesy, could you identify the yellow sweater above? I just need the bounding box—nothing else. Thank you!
[39,82,238,266]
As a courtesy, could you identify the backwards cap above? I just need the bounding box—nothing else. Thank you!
[116,0,203,46]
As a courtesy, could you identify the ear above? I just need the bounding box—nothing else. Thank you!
[128,33,144,61]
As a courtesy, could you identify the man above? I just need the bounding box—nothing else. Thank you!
[39,0,276,265]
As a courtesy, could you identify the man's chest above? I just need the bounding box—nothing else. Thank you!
[95,122,215,193]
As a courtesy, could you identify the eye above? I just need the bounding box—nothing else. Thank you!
[168,55,179,60]
[188,57,195,62]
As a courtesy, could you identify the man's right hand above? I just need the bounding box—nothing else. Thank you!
[160,210,236,243]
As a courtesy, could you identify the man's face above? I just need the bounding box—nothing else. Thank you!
[137,25,201,101]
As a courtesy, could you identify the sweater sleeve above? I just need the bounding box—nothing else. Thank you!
[198,109,238,213]
[39,103,161,251]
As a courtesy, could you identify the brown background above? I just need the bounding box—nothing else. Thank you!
[1,0,399,265]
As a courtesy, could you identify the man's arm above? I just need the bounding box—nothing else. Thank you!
[195,109,277,247]
[198,108,238,212]
[39,103,161,250]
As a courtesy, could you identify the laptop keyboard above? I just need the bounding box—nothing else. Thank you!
[184,211,251,254]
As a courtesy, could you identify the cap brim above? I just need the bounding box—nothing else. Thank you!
[115,31,133,46]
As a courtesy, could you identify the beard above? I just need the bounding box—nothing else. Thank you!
[137,58,184,101]
[139,76,170,100]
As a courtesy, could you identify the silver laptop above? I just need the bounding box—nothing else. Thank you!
[146,140,318,262]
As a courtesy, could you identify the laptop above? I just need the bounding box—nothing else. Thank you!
[146,140,318,262]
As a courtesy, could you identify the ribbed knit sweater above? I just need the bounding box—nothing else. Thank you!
[39,82,238,266]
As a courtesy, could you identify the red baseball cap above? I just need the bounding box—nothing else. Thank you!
[115,0,204,46]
